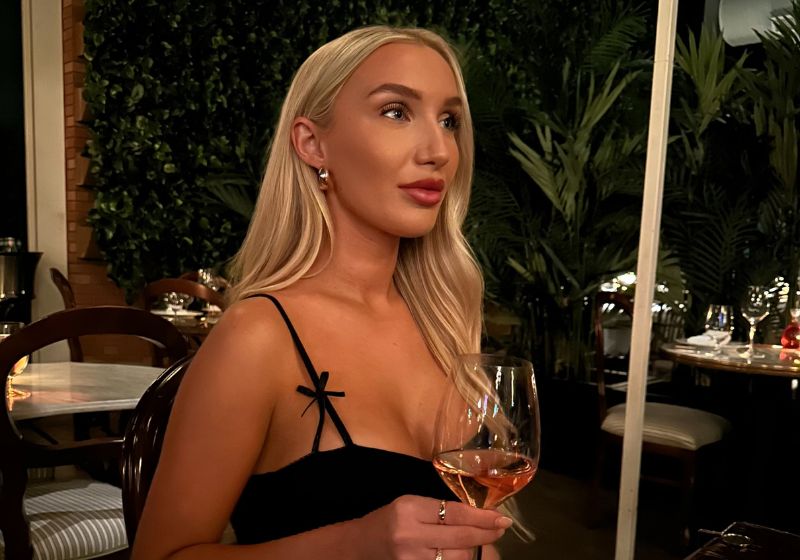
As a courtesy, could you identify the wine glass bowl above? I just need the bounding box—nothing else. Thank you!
[704,304,734,352]
[433,354,540,511]
[741,285,770,359]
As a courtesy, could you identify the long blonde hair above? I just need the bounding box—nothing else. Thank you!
[228,26,483,378]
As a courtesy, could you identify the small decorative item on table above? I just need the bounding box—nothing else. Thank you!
[780,308,800,349]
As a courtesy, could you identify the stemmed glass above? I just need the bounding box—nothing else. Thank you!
[741,285,770,359]
[1,321,31,400]
[166,292,194,315]
[433,354,540,559]
[704,304,734,354]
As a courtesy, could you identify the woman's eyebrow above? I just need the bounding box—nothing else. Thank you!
[368,82,462,107]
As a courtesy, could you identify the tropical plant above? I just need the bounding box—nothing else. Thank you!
[663,27,778,334]
[742,1,800,318]
[466,2,652,379]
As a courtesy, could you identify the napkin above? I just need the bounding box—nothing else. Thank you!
[686,331,731,347]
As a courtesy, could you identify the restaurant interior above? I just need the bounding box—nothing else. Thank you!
[3,0,800,558]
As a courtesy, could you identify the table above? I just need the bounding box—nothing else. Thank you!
[661,343,800,378]
[663,343,800,530]
[7,361,164,420]
[684,521,800,558]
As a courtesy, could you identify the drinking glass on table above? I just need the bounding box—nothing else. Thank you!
[433,354,540,559]
[166,292,194,315]
[704,304,734,353]
[1,321,30,399]
[741,285,770,359]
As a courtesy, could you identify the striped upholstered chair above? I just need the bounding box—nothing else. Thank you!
[0,306,187,560]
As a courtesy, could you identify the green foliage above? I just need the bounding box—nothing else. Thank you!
[465,1,652,377]
[661,27,768,333]
[743,2,800,316]
[82,0,533,301]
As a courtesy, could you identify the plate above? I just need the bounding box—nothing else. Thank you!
[150,309,203,318]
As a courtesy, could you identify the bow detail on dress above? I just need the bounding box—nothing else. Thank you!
[296,370,346,451]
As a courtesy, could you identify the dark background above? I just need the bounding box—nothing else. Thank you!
[0,0,27,249]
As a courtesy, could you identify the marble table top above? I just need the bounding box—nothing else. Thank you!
[7,361,164,420]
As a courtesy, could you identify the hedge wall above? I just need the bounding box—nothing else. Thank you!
[83,0,549,300]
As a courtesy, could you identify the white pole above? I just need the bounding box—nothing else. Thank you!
[615,1,679,559]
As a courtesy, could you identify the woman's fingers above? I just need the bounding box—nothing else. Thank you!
[425,499,513,530]
[419,524,507,550]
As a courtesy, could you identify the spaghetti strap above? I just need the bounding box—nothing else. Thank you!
[247,293,353,452]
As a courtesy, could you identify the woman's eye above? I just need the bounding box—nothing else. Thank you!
[441,114,460,131]
[381,103,408,121]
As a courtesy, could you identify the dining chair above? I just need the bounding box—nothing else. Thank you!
[120,356,192,545]
[120,357,236,546]
[589,291,732,547]
[48,267,82,361]
[0,306,188,560]
[142,278,227,311]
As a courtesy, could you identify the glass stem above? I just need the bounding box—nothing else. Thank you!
[748,323,757,356]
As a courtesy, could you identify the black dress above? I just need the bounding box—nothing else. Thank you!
[230,294,455,544]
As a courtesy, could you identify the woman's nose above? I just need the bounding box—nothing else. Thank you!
[415,120,451,168]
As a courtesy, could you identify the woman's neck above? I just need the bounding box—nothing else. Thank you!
[306,225,401,307]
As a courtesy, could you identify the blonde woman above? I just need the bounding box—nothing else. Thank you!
[133,26,512,560]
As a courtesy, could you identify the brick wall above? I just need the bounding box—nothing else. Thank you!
[62,0,151,364]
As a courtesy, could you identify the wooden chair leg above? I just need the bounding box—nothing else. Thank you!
[680,453,697,549]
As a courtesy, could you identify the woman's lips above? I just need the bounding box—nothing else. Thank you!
[399,179,444,207]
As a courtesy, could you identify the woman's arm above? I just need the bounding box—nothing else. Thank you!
[132,299,510,560]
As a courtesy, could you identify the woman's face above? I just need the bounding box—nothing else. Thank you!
[319,42,463,240]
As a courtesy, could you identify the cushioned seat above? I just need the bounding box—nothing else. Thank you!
[602,402,732,451]
[0,478,126,560]
[0,306,188,560]
[589,291,733,547]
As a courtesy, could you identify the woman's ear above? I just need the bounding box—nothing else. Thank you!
[291,117,325,168]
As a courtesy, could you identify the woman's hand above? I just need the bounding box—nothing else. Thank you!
[351,495,512,560]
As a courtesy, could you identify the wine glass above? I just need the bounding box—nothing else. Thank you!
[433,354,540,559]
[704,304,733,354]
[1,321,31,400]
[166,292,194,315]
[741,285,770,359]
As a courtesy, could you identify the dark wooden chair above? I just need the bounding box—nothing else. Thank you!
[0,306,188,560]
[589,291,732,547]
[143,278,227,311]
[49,267,83,361]
[121,356,193,545]
[120,356,236,547]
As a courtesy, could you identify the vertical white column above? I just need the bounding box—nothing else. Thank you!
[22,0,69,361]
[615,0,679,558]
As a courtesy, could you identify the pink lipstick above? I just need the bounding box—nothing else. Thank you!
[399,179,445,207]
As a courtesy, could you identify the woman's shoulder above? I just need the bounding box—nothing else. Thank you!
[185,292,299,386]
[213,291,297,340]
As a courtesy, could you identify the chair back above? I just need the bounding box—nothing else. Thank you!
[594,292,634,422]
[143,278,227,310]
[0,306,188,559]
[49,267,83,361]
[121,356,193,544]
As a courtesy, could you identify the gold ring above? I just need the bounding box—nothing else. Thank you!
[438,499,447,524]
[435,549,443,560]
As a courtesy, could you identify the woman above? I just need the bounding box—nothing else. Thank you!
[132,26,512,560]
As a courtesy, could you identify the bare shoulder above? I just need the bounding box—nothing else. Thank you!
[178,294,296,399]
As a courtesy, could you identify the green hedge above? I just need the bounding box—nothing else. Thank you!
[82,0,546,300]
